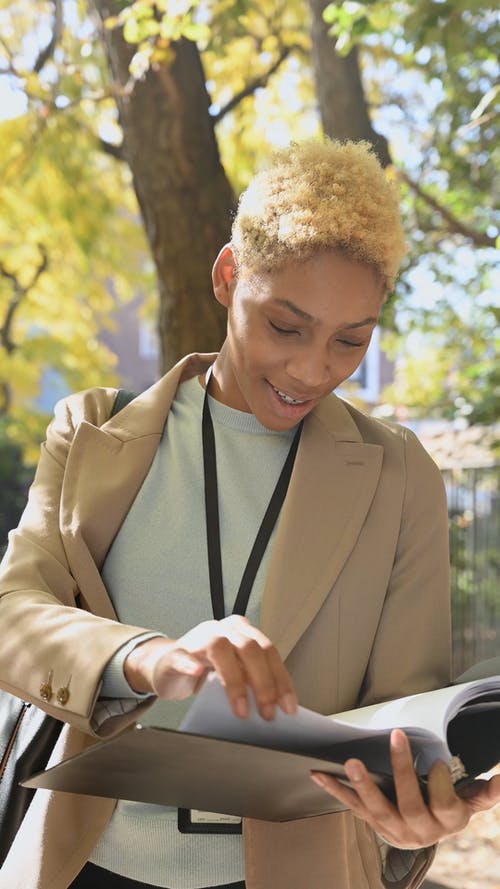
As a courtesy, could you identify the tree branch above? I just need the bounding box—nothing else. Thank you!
[212,44,297,124]
[0,246,49,354]
[98,137,125,160]
[34,0,64,73]
[400,172,496,249]
[0,36,23,79]
[0,273,23,355]
[0,381,11,415]
[456,110,499,137]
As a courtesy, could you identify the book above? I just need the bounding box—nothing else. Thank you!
[23,658,500,823]
[179,658,500,792]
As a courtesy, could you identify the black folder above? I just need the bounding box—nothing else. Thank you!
[23,724,392,822]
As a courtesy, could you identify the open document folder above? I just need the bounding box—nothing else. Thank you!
[23,660,500,823]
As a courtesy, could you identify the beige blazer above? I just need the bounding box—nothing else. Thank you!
[0,353,451,889]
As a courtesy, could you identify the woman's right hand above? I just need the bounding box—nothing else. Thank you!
[124,615,297,721]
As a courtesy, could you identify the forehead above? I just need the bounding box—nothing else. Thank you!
[237,251,384,320]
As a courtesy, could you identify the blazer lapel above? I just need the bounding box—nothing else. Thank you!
[260,395,383,661]
[60,357,381,647]
[60,353,217,619]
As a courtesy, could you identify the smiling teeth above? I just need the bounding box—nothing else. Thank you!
[273,386,306,405]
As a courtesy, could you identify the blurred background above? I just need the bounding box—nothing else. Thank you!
[0,2,498,883]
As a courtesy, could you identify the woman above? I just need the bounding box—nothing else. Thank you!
[1,139,498,889]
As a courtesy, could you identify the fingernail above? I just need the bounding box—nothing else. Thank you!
[182,657,203,674]
[235,696,248,718]
[280,693,297,715]
[261,703,275,721]
[345,761,363,783]
[391,729,406,752]
[431,759,455,790]
[311,773,327,788]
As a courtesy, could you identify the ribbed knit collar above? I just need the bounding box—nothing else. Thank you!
[184,375,297,437]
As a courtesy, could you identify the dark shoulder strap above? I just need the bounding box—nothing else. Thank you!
[110,388,137,418]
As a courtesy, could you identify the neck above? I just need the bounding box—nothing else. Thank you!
[201,350,252,414]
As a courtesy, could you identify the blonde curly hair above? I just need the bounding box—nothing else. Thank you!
[231,139,407,292]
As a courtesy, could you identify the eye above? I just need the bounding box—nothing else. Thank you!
[337,338,365,348]
[269,320,299,336]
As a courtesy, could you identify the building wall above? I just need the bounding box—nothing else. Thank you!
[100,294,160,394]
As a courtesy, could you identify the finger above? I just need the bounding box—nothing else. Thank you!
[223,630,281,720]
[311,761,408,846]
[337,754,436,848]
[311,766,419,850]
[226,624,297,717]
[457,778,488,801]
[426,760,468,832]
[179,617,297,718]
[264,646,297,715]
[342,757,403,831]
[390,730,428,814]
[458,774,500,813]
[238,637,296,718]
[388,729,440,844]
[220,614,251,629]
[152,647,206,699]
[205,635,251,718]
[310,771,366,812]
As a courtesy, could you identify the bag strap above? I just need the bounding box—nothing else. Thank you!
[110,388,137,417]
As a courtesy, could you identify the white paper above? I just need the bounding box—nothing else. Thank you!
[180,671,500,777]
[180,672,366,749]
[179,673,451,775]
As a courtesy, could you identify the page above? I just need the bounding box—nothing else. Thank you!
[334,686,463,739]
[181,672,375,747]
[180,673,450,777]
[332,677,500,738]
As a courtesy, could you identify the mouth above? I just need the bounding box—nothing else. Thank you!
[270,384,310,406]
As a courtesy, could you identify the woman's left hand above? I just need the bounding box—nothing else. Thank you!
[310,729,500,849]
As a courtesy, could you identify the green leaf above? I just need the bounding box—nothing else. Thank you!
[322,3,340,25]
[183,22,211,43]
[123,16,160,44]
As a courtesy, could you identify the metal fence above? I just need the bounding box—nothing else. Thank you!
[442,464,500,676]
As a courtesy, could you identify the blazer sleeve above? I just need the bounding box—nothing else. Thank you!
[0,388,157,737]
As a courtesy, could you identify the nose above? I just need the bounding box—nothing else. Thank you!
[285,349,331,394]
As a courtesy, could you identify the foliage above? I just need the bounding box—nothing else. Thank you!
[382,254,499,424]
[0,419,34,550]
[320,0,499,422]
[205,1,319,192]
[110,0,499,420]
[102,0,318,189]
[0,0,153,459]
[104,0,211,73]
[0,0,498,459]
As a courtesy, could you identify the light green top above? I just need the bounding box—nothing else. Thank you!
[90,375,296,888]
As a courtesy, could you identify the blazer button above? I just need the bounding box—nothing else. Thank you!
[40,670,53,701]
[56,686,70,705]
[40,681,53,702]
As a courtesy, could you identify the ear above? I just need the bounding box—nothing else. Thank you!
[212,244,237,308]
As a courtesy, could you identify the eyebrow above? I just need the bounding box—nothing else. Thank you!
[273,299,378,329]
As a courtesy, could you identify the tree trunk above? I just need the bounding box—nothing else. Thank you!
[92,2,235,371]
[307,0,391,167]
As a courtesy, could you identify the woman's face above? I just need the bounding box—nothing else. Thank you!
[210,247,385,431]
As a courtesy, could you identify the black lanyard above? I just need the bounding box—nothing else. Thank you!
[202,376,303,620]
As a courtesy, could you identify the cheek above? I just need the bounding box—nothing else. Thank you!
[230,313,273,365]
[348,348,368,370]
[228,305,254,346]
[334,347,369,384]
